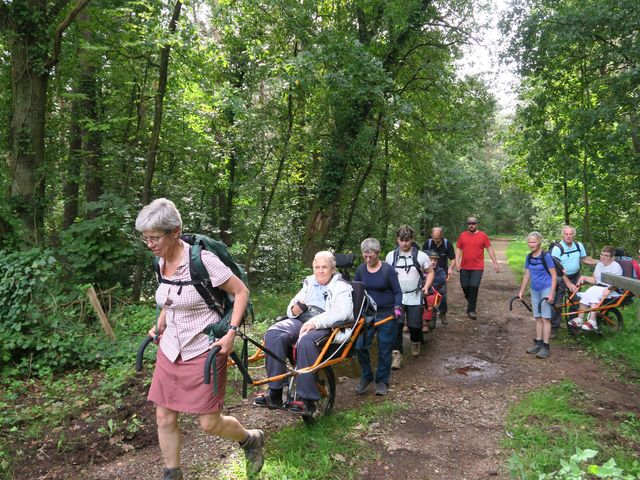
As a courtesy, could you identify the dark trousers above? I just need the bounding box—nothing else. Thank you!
[355,311,397,386]
[263,318,329,401]
[437,284,448,313]
[460,269,484,313]
[551,272,580,328]
[393,304,423,351]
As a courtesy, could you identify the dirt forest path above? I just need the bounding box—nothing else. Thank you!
[80,238,640,480]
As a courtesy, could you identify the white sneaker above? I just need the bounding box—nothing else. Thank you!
[581,320,598,331]
[568,318,584,328]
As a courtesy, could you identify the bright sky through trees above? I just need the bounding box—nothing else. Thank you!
[458,0,518,113]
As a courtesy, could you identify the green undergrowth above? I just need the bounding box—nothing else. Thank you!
[0,288,294,478]
[504,381,640,479]
[505,240,640,378]
[221,401,406,479]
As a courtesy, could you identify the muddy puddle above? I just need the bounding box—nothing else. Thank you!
[441,354,503,382]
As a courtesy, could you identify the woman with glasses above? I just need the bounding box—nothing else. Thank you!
[135,198,264,480]
[354,238,402,396]
[569,246,622,332]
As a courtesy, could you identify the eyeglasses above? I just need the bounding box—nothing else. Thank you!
[140,232,169,245]
[467,222,477,225]
[362,253,378,259]
[599,252,611,257]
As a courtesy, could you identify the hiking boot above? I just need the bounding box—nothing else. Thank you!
[374,383,388,396]
[581,320,598,332]
[526,339,543,354]
[468,311,477,320]
[254,388,283,409]
[550,326,559,338]
[240,429,265,477]
[356,378,372,395]
[163,467,183,480]
[410,342,421,357]
[391,350,402,370]
[289,399,316,416]
[536,343,551,359]
[440,312,448,325]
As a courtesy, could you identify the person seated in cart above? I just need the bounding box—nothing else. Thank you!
[254,251,354,416]
[569,245,623,331]
[422,250,447,331]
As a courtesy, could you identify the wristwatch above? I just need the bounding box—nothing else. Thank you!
[229,325,239,332]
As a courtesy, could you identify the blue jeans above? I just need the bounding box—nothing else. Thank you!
[356,312,397,386]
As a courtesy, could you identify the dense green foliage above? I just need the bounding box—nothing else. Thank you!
[501,0,640,253]
[0,0,531,376]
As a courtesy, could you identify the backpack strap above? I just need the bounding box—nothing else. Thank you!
[188,242,225,316]
[527,251,552,277]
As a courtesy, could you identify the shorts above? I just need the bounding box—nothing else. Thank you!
[531,287,553,319]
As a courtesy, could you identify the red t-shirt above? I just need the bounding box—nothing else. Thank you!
[456,230,491,270]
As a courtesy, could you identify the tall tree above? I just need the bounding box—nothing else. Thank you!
[0,0,91,240]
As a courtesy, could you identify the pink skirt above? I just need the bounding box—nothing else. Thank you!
[148,347,227,414]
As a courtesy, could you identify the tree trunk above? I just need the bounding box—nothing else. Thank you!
[133,0,182,302]
[245,68,297,272]
[380,133,390,241]
[8,37,49,241]
[79,19,103,216]
[63,101,82,229]
[337,113,384,251]
[141,0,182,206]
[4,0,91,241]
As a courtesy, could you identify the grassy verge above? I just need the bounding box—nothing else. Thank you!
[504,381,640,479]
[220,401,405,479]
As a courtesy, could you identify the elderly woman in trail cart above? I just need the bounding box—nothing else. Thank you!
[518,232,557,359]
[136,198,264,480]
[254,251,353,416]
[569,245,623,332]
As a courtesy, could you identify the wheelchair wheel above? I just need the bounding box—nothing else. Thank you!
[597,308,623,336]
[302,366,336,426]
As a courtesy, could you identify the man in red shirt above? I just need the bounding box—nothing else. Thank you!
[453,216,500,319]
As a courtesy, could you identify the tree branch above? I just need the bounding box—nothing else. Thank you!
[45,0,93,70]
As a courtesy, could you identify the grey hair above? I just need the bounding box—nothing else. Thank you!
[561,225,576,235]
[135,198,182,232]
[313,251,337,270]
[360,237,381,254]
[527,231,543,243]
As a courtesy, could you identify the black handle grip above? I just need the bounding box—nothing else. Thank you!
[509,296,532,312]
[203,345,222,384]
[135,336,154,372]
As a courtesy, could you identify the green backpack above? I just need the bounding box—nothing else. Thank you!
[153,233,251,338]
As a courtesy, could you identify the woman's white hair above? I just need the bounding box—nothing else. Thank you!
[313,250,337,270]
[135,198,182,232]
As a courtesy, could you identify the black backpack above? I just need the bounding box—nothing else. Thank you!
[526,250,565,277]
[548,240,583,258]
[153,233,251,336]
[425,238,449,251]
[391,243,425,292]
